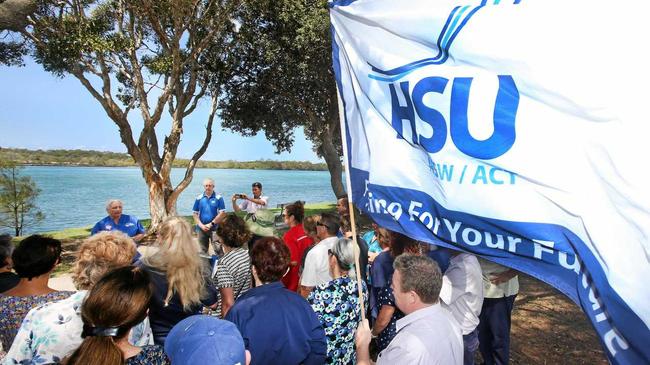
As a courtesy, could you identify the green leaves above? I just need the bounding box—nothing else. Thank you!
[0,160,45,236]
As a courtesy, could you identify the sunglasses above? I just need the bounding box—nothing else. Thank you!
[316,221,329,228]
[328,248,351,270]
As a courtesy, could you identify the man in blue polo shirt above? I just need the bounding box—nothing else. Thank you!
[193,178,227,253]
[91,199,145,242]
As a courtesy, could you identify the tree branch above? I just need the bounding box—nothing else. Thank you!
[168,94,217,205]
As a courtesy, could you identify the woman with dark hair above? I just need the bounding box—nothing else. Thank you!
[225,237,327,365]
[369,230,421,352]
[281,201,313,291]
[0,234,18,293]
[308,238,367,364]
[0,235,74,349]
[66,266,169,365]
[214,213,252,318]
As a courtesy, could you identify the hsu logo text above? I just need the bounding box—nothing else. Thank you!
[389,75,519,160]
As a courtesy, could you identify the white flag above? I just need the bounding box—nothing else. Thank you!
[330,1,650,364]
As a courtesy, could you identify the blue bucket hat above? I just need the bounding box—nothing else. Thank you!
[165,315,246,365]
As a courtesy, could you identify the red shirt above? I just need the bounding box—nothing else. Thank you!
[281,224,314,291]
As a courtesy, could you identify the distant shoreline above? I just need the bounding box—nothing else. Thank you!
[0,147,328,171]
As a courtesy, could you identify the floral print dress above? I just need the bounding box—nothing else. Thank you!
[308,276,367,365]
[0,291,74,350]
[125,345,170,365]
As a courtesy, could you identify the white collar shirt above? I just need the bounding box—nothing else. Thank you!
[439,253,484,334]
[377,303,463,365]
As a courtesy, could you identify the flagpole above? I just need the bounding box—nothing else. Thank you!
[335,85,366,321]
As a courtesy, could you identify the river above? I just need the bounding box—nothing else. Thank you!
[12,166,337,234]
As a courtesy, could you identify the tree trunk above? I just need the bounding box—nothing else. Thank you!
[319,135,346,199]
[144,171,182,231]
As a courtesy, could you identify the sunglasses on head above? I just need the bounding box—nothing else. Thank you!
[328,248,351,270]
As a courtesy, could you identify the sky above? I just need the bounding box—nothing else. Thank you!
[0,60,322,162]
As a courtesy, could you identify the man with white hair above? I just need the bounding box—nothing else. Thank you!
[91,199,145,242]
[193,178,227,253]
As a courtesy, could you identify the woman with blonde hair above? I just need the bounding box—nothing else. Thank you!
[66,266,169,365]
[138,216,218,344]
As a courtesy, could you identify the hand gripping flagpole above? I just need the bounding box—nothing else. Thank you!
[335,85,366,321]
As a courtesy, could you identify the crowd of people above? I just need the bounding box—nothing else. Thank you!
[0,178,520,365]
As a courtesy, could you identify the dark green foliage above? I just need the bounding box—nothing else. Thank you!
[219,0,340,156]
[0,147,328,170]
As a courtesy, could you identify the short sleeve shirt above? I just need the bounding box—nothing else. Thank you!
[239,196,269,214]
[439,253,484,335]
[300,237,338,287]
[192,192,226,226]
[308,277,367,365]
[91,214,145,237]
[214,248,252,316]
[282,224,314,291]
[376,286,404,351]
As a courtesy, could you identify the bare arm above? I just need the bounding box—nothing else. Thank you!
[193,212,209,232]
[220,286,235,318]
[299,285,314,299]
[231,195,241,212]
[356,319,374,365]
[213,211,227,224]
[132,233,145,242]
[372,304,395,337]
[490,269,518,285]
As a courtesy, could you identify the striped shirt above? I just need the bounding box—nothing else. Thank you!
[214,247,252,316]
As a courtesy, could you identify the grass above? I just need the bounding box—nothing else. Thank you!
[15,202,340,242]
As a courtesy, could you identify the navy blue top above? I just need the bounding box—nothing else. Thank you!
[137,261,218,345]
[427,247,452,273]
[369,251,394,319]
[225,282,327,365]
[91,214,145,237]
[192,192,226,228]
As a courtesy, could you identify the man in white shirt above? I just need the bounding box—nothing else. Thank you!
[232,182,269,214]
[298,213,340,298]
[356,254,463,365]
[439,250,484,365]
[478,258,518,365]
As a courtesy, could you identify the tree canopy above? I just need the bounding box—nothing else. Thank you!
[218,0,345,197]
[1,0,238,228]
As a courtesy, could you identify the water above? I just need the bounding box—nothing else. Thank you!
[10,166,337,234]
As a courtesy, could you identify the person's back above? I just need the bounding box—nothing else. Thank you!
[213,246,251,316]
[0,235,73,350]
[227,283,325,365]
[139,217,218,344]
[65,266,169,365]
[138,260,216,344]
[226,237,326,365]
